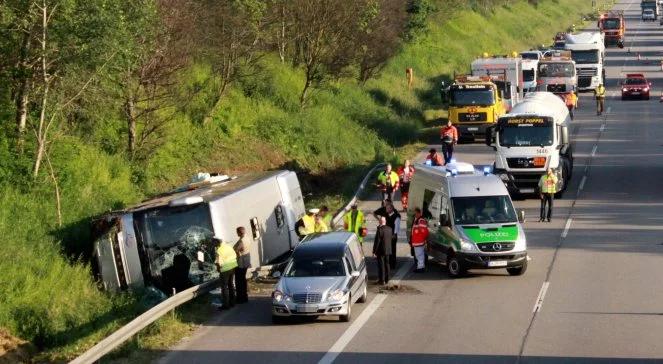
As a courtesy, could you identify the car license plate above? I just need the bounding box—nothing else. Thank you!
[488,260,508,267]
[297,304,318,313]
[468,127,479,131]
[632,92,640,95]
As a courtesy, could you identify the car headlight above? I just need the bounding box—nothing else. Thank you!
[328,289,346,302]
[513,234,527,252]
[460,239,478,253]
[272,290,290,303]
[643,87,649,92]
[622,88,628,92]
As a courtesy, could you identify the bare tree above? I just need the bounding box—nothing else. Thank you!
[289,0,360,105]
[121,0,193,158]
[195,0,267,105]
[355,0,408,84]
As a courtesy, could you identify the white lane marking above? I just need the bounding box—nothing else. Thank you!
[591,145,598,157]
[606,106,611,114]
[561,218,573,238]
[532,281,550,313]
[317,262,411,364]
[600,124,605,132]
[579,175,587,191]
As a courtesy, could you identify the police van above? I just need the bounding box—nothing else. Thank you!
[407,162,528,277]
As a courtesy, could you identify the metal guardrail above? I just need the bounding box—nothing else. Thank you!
[70,279,218,364]
[70,163,385,364]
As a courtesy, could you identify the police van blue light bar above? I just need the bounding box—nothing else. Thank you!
[449,158,457,164]
[451,169,458,176]
[483,166,492,176]
[425,159,432,166]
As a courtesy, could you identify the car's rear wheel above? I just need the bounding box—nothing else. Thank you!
[340,297,352,322]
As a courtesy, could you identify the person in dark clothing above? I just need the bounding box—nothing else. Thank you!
[161,253,193,294]
[373,216,393,285]
[373,200,401,270]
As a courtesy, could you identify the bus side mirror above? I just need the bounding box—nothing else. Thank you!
[518,210,525,223]
[561,126,569,144]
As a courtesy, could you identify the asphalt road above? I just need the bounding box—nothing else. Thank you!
[157,1,663,362]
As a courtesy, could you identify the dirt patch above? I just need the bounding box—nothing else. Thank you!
[375,283,422,295]
[0,329,35,364]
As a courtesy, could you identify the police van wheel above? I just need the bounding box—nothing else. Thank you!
[507,260,528,276]
[340,298,352,322]
[357,281,368,303]
[446,255,466,278]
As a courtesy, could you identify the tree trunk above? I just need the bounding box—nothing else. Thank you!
[45,150,62,227]
[278,3,286,63]
[124,98,137,155]
[15,33,32,153]
[33,0,49,178]
[300,77,311,107]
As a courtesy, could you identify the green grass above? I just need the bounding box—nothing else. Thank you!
[0,0,605,361]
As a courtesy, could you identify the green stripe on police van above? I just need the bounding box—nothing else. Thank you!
[462,225,518,243]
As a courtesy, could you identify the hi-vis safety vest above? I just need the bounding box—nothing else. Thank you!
[377,171,399,191]
[344,210,365,241]
[539,174,558,194]
[410,218,429,247]
[298,214,315,236]
[595,85,606,98]
[216,243,238,273]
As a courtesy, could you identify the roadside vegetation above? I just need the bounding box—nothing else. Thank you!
[0,0,610,361]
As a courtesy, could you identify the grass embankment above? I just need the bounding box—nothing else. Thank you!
[0,0,607,362]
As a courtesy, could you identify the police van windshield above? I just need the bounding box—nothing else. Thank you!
[452,196,517,225]
[570,50,599,64]
[499,122,554,147]
[451,89,494,106]
[538,62,575,77]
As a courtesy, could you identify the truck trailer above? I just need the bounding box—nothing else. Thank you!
[93,170,306,293]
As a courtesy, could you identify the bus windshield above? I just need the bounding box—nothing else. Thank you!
[450,89,495,106]
[538,62,575,77]
[452,196,518,225]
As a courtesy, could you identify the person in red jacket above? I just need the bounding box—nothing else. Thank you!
[425,148,444,166]
[440,120,459,165]
[410,208,429,273]
[397,160,415,211]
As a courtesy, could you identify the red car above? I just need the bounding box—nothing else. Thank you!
[621,74,651,100]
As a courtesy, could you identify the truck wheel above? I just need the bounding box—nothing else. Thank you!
[340,298,352,322]
[555,164,568,198]
[507,260,528,276]
[446,255,466,278]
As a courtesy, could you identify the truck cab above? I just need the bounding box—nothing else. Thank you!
[564,32,605,91]
[598,11,625,47]
[444,76,507,141]
[471,55,524,110]
[487,92,573,197]
[407,162,528,278]
[641,0,659,19]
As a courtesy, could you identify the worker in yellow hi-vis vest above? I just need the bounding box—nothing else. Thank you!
[538,168,558,222]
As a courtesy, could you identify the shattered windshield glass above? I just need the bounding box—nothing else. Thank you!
[135,204,219,293]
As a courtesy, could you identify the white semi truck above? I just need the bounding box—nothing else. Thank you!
[487,92,573,197]
[564,32,605,91]
[92,170,306,292]
[471,56,524,111]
